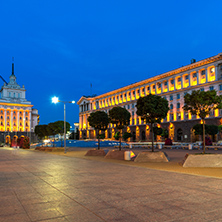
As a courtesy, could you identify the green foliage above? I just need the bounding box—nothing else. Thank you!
[122,132,132,141]
[153,126,163,136]
[34,125,50,139]
[219,125,222,132]
[88,111,109,149]
[136,94,169,124]
[97,133,105,139]
[87,111,109,131]
[48,121,71,135]
[114,131,120,140]
[193,124,218,136]
[183,90,222,119]
[109,107,131,150]
[193,124,203,135]
[184,90,222,154]
[161,129,168,138]
[136,94,169,151]
[109,107,131,130]
[207,125,218,136]
[23,136,30,149]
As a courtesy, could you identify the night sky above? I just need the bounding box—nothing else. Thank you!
[0,0,222,126]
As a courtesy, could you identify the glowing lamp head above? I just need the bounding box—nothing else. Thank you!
[71,100,75,104]
[52,96,59,104]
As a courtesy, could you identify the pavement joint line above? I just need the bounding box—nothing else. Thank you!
[13,189,32,221]
[19,165,107,222]
[25,148,222,179]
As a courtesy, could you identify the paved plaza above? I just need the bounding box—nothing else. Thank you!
[0,148,222,221]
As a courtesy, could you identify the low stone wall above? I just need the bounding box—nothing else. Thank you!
[134,151,170,163]
[85,149,106,156]
[35,147,64,152]
[183,154,222,167]
[105,150,125,160]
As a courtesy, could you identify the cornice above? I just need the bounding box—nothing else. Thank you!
[90,53,222,100]
[0,102,33,107]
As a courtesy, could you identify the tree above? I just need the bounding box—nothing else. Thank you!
[34,125,50,140]
[183,89,222,154]
[87,111,109,149]
[109,106,131,150]
[122,132,132,141]
[136,94,169,152]
[153,126,163,141]
[48,121,70,146]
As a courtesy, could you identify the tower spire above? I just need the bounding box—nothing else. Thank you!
[12,57,14,75]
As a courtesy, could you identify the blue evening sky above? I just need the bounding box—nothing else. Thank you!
[0,0,222,126]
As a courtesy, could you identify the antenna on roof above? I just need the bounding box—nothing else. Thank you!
[12,57,14,75]
[90,83,92,96]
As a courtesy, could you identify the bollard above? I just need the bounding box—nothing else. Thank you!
[188,144,193,150]
[158,144,162,149]
[124,151,131,160]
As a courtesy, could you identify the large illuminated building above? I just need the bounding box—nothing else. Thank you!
[0,61,39,143]
[77,53,222,142]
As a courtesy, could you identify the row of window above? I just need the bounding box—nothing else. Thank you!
[8,92,21,98]
[0,110,29,115]
[93,83,217,111]
[1,122,29,127]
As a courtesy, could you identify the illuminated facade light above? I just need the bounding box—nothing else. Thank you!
[77,53,222,142]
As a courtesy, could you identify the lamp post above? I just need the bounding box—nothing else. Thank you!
[52,96,75,153]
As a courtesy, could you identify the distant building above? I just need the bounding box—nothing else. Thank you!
[0,60,39,142]
[77,53,222,142]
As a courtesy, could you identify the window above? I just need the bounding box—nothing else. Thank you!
[157,83,161,88]
[18,93,20,98]
[184,92,187,96]
[132,111,134,116]
[127,105,130,109]
[142,88,145,93]
[164,81,168,86]
[171,79,174,84]
[170,95,173,101]
[9,92,11,97]
[132,91,135,95]
[132,104,134,108]
[147,86,150,91]
[184,112,188,119]
[185,75,189,80]
[200,88,204,92]
[220,85,222,91]
[178,77,181,82]
[137,89,140,94]
[177,94,180,99]
[152,85,155,90]
[170,104,173,110]
[201,70,205,75]
[209,86,214,91]
[193,73,197,78]
[210,68,214,73]
[177,103,180,109]
[170,114,174,121]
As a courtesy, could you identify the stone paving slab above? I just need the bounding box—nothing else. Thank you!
[0,148,222,221]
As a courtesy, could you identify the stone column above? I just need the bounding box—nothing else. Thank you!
[206,68,209,83]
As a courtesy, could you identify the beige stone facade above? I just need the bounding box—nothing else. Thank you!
[77,53,222,142]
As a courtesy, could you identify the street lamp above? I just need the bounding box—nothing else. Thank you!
[52,96,75,153]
